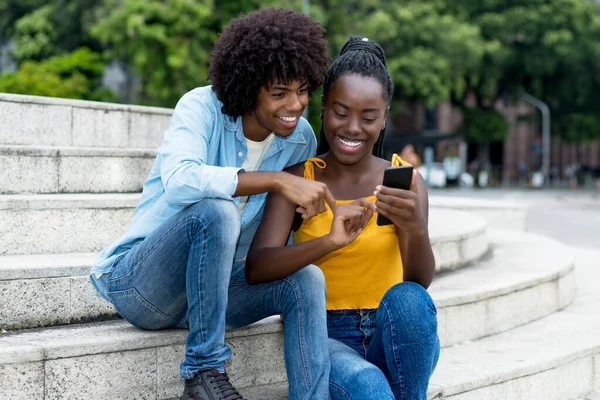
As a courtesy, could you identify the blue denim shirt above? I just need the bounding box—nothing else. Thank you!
[90,86,317,300]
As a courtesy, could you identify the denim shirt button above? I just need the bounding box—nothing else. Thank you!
[238,152,243,157]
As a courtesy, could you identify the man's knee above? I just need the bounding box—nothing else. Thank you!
[184,199,241,239]
[282,264,326,306]
[378,282,437,342]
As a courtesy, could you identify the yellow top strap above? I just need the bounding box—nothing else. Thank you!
[303,158,327,180]
[392,153,410,167]
[304,154,407,180]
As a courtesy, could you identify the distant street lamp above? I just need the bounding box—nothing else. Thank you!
[519,92,551,186]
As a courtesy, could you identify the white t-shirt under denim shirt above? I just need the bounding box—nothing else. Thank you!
[238,133,276,213]
[89,86,317,302]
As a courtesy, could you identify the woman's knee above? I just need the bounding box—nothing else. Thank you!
[378,282,438,342]
[330,363,394,400]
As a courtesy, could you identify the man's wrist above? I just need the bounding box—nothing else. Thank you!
[270,171,287,192]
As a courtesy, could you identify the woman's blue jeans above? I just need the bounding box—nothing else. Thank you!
[327,282,440,400]
[105,199,330,400]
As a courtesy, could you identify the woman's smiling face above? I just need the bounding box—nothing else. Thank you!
[321,73,387,165]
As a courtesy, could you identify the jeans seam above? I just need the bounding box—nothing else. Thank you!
[380,299,407,398]
[281,275,312,392]
[108,216,203,284]
[329,381,352,400]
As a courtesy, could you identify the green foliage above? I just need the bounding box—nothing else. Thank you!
[360,2,489,106]
[12,5,58,62]
[0,47,113,101]
[561,113,600,143]
[460,108,510,143]
[90,0,216,107]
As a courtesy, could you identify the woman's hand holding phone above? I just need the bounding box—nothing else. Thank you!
[375,170,427,236]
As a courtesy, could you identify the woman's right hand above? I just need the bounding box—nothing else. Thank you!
[327,198,376,249]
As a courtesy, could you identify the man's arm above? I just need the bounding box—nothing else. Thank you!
[159,90,241,205]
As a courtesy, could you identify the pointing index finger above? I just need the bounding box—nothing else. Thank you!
[324,187,337,211]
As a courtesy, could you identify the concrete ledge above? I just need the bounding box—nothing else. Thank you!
[431,195,529,231]
[0,145,155,194]
[429,209,488,272]
[430,247,600,400]
[0,93,171,148]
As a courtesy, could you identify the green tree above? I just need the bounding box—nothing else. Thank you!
[0,47,113,101]
[447,0,600,142]
[90,0,217,107]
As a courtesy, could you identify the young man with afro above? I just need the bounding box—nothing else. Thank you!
[89,8,333,400]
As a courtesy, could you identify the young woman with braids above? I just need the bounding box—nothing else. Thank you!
[246,36,439,399]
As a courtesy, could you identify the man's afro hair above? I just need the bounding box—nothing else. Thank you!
[208,8,330,118]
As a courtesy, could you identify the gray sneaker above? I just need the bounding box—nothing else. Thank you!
[180,369,247,400]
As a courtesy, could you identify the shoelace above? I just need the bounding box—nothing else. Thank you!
[207,370,246,400]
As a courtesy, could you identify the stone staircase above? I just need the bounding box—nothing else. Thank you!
[0,93,598,399]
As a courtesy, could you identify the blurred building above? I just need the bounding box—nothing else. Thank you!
[384,100,600,186]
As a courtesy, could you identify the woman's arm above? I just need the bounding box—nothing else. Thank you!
[246,165,374,284]
[374,171,436,288]
[245,189,339,284]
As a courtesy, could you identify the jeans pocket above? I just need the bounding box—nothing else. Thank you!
[109,287,172,330]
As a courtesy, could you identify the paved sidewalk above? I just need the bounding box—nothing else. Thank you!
[430,187,600,207]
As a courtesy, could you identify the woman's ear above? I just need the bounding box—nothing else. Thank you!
[382,106,390,130]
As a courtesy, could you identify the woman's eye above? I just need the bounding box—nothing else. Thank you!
[363,118,377,123]
[298,88,308,94]
[272,93,284,98]
[334,111,347,118]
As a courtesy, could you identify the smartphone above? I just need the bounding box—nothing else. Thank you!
[376,165,414,226]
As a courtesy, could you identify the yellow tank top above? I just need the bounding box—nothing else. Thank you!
[292,155,409,310]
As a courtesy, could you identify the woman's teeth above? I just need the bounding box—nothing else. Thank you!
[339,137,363,147]
[278,116,297,122]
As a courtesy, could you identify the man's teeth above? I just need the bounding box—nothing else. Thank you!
[279,116,297,122]
[339,137,363,147]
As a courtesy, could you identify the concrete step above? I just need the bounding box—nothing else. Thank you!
[0,193,138,256]
[0,194,489,268]
[0,317,286,400]
[0,230,566,341]
[0,145,155,194]
[0,233,577,400]
[429,247,600,400]
[0,208,487,329]
[430,195,529,231]
[579,393,600,400]
[0,92,170,148]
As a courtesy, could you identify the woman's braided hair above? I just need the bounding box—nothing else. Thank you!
[318,36,393,158]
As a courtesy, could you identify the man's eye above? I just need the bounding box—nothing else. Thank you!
[298,88,308,94]
[272,93,284,98]
[335,112,347,118]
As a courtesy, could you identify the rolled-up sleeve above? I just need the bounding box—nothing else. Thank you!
[159,91,241,206]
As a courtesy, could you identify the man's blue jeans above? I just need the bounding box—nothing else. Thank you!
[327,282,440,400]
[105,199,330,400]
